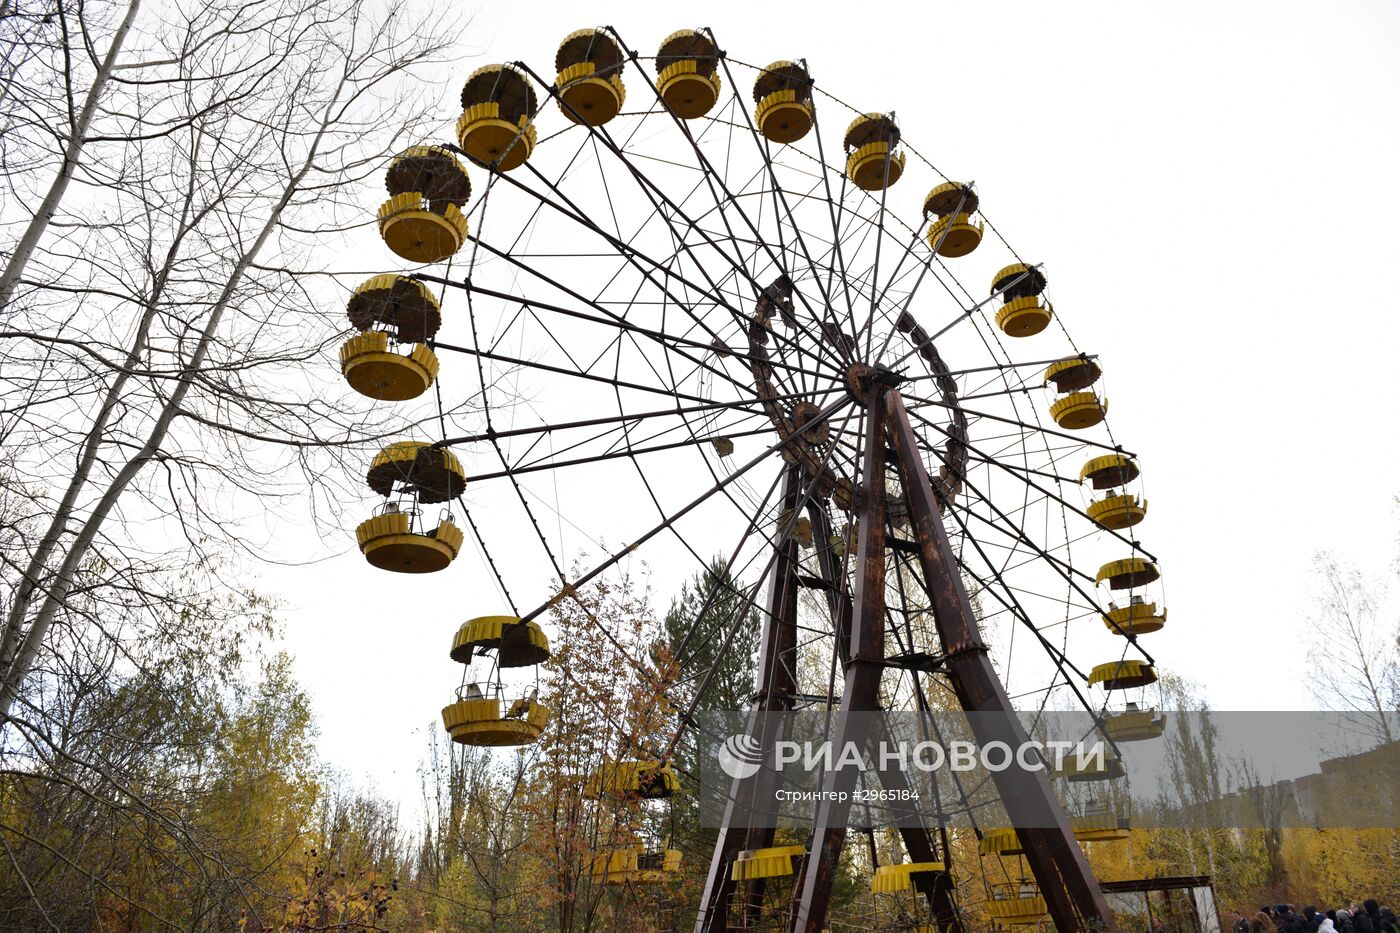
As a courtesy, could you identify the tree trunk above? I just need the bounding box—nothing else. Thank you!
[0,81,338,721]
[0,0,141,315]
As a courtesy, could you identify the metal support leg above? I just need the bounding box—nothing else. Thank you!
[884,389,1117,933]
[805,498,962,933]
[788,395,888,933]
[696,464,803,931]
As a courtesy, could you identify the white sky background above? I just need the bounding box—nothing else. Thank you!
[261,1,1400,811]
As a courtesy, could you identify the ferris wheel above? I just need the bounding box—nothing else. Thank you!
[334,24,1168,933]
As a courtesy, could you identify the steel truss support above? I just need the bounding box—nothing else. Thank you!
[884,389,1117,933]
[695,464,803,932]
[787,385,891,932]
[698,387,1115,933]
[803,465,962,933]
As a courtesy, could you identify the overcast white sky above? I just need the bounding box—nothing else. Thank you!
[262,1,1400,810]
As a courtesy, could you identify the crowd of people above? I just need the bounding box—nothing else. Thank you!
[1239,900,1399,933]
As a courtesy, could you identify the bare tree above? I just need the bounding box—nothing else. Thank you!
[0,0,142,314]
[0,0,467,722]
[0,0,471,922]
[1309,553,1398,743]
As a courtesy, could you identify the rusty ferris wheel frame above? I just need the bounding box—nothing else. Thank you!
[351,22,1168,933]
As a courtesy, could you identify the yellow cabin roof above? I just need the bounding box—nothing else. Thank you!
[843,112,899,150]
[555,27,624,73]
[450,615,550,666]
[1079,453,1140,488]
[978,827,1023,856]
[365,441,466,503]
[871,861,946,894]
[923,180,978,217]
[1095,557,1160,587]
[1088,659,1157,689]
[753,60,811,103]
[657,28,718,65]
[1043,356,1102,391]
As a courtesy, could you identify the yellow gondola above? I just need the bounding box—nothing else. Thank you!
[589,846,637,884]
[1087,493,1146,529]
[589,843,682,884]
[554,29,626,126]
[634,845,683,883]
[987,883,1049,925]
[583,759,680,799]
[450,615,551,667]
[1071,805,1131,842]
[339,330,439,401]
[977,828,1023,857]
[731,844,805,881]
[1049,391,1107,430]
[656,29,721,118]
[991,263,1051,337]
[1102,703,1166,741]
[366,441,467,504]
[1080,453,1140,489]
[1053,752,1127,782]
[924,181,983,257]
[378,147,471,263]
[1043,357,1101,394]
[1095,557,1160,589]
[753,61,813,144]
[1046,358,1107,428]
[356,507,462,573]
[870,861,947,894]
[844,112,904,191]
[1088,659,1158,690]
[827,520,857,557]
[777,509,815,549]
[457,64,538,170]
[346,274,441,344]
[1102,599,1166,635]
[441,692,551,746]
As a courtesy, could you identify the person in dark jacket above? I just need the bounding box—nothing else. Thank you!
[1354,905,1376,933]
[1281,908,1309,933]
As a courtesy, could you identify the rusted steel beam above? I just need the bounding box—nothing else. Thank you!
[788,396,888,933]
[696,464,803,932]
[804,498,962,933]
[740,463,804,923]
[884,389,1117,933]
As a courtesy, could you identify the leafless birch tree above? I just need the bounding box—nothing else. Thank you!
[0,0,469,922]
[1309,553,1398,743]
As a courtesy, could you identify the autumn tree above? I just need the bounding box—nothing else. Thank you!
[0,0,463,723]
[663,558,761,714]
[0,0,466,922]
[523,570,684,932]
[412,733,542,932]
[1308,553,1398,743]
